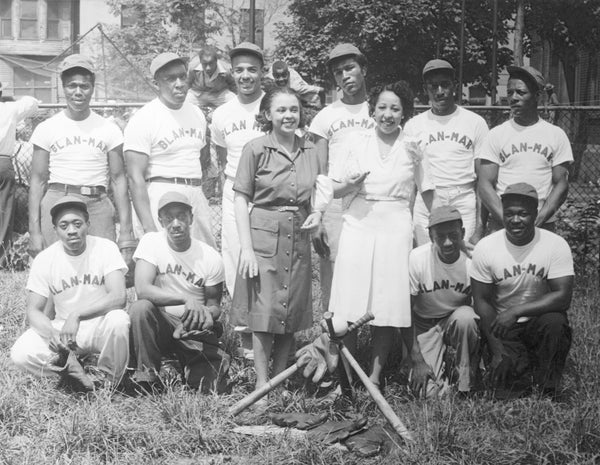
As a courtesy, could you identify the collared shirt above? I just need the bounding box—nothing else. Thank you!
[188,57,233,94]
[233,132,326,207]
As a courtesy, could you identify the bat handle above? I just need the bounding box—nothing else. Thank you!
[347,311,375,333]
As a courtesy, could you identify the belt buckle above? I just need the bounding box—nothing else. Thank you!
[80,186,93,196]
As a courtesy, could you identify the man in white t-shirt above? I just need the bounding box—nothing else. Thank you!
[471,183,574,397]
[185,46,236,109]
[308,43,375,311]
[129,192,229,393]
[0,83,38,265]
[28,55,135,273]
[125,52,215,248]
[11,196,130,391]
[210,42,265,295]
[404,206,480,397]
[478,66,573,233]
[404,59,489,246]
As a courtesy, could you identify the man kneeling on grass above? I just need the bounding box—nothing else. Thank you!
[11,196,130,391]
[471,183,574,398]
[128,192,229,393]
[404,206,481,398]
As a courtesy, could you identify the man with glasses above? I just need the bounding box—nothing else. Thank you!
[405,59,489,246]
[124,52,215,247]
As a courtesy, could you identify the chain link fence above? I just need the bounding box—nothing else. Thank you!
[8,104,600,276]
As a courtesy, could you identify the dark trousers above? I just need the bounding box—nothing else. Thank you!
[129,300,230,393]
[0,157,15,266]
[492,312,571,391]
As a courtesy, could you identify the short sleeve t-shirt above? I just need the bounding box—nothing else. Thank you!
[133,231,224,317]
[0,96,38,155]
[30,110,123,187]
[403,106,489,187]
[210,95,265,179]
[477,118,573,203]
[124,98,206,180]
[409,244,472,319]
[26,236,127,322]
[470,228,574,321]
[308,100,375,179]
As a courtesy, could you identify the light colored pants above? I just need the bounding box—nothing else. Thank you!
[185,88,236,109]
[319,199,343,312]
[10,309,130,383]
[133,181,216,248]
[413,186,476,246]
[221,178,239,295]
[414,305,480,392]
[41,190,116,246]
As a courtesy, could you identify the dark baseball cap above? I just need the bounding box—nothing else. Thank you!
[229,42,264,63]
[50,195,88,224]
[507,65,545,92]
[157,191,192,213]
[422,59,454,79]
[59,54,95,75]
[501,182,539,202]
[326,43,362,65]
[150,52,186,77]
[428,205,463,228]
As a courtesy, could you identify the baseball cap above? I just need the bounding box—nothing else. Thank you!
[50,195,88,224]
[500,182,539,202]
[150,52,186,77]
[229,42,264,63]
[326,43,362,65]
[428,205,463,228]
[272,60,289,74]
[157,191,192,213]
[507,65,545,92]
[422,59,454,78]
[59,54,95,75]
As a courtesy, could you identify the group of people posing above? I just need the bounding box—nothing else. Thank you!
[9,41,574,401]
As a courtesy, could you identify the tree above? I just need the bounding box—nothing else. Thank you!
[274,0,514,94]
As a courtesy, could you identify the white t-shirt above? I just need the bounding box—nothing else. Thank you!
[210,95,264,179]
[470,228,574,322]
[26,236,127,322]
[409,243,472,319]
[308,100,375,178]
[124,98,206,180]
[404,106,489,187]
[477,118,573,203]
[0,96,38,155]
[133,231,224,317]
[30,110,123,187]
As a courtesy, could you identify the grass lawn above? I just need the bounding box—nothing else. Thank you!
[1,269,599,465]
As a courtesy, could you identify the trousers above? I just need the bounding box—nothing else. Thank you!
[0,157,16,264]
[10,309,130,383]
[128,300,230,393]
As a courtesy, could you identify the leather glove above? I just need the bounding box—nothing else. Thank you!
[47,350,95,392]
[306,416,368,444]
[344,424,391,457]
[173,320,224,340]
[295,333,339,383]
[269,412,329,430]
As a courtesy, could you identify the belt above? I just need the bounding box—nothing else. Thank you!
[255,205,302,212]
[147,176,202,186]
[48,183,106,196]
[436,182,475,192]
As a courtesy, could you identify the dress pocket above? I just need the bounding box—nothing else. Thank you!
[250,215,279,257]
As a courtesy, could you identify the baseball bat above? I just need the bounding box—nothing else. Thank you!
[338,345,415,443]
[229,312,374,417]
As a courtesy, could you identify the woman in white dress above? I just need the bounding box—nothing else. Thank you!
[329,81,434,388]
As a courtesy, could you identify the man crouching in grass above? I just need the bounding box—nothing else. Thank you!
[11,196,130,391]
[128,192,230,394]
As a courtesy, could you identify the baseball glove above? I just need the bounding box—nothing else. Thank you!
[306,416,368,444]
[269,412,329,430]
[295,333,339,383]
[344,424,391,457]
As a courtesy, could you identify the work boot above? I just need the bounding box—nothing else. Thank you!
[48,350,95,392]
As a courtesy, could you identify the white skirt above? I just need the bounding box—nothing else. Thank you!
[328,196,412,327]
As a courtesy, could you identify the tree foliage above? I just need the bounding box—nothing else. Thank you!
[274,0,514,93]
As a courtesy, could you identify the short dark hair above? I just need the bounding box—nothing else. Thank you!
[60,67,95,86]
[199,46,218,60]
[368,80,414,125]
[327,53,367,76]
[255,86,306,132]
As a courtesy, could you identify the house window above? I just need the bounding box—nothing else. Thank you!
[14,66,52,101]
[0,0,11,38]
[47,0,70,39]
[19,0,37,39]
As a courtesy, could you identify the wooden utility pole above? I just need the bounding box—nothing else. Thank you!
[491,0,498,104]
[514,0,525,66]
[249,0,256,43]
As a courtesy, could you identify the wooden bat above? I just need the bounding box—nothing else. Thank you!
[338,345,415,443]
[228,312,374,417]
